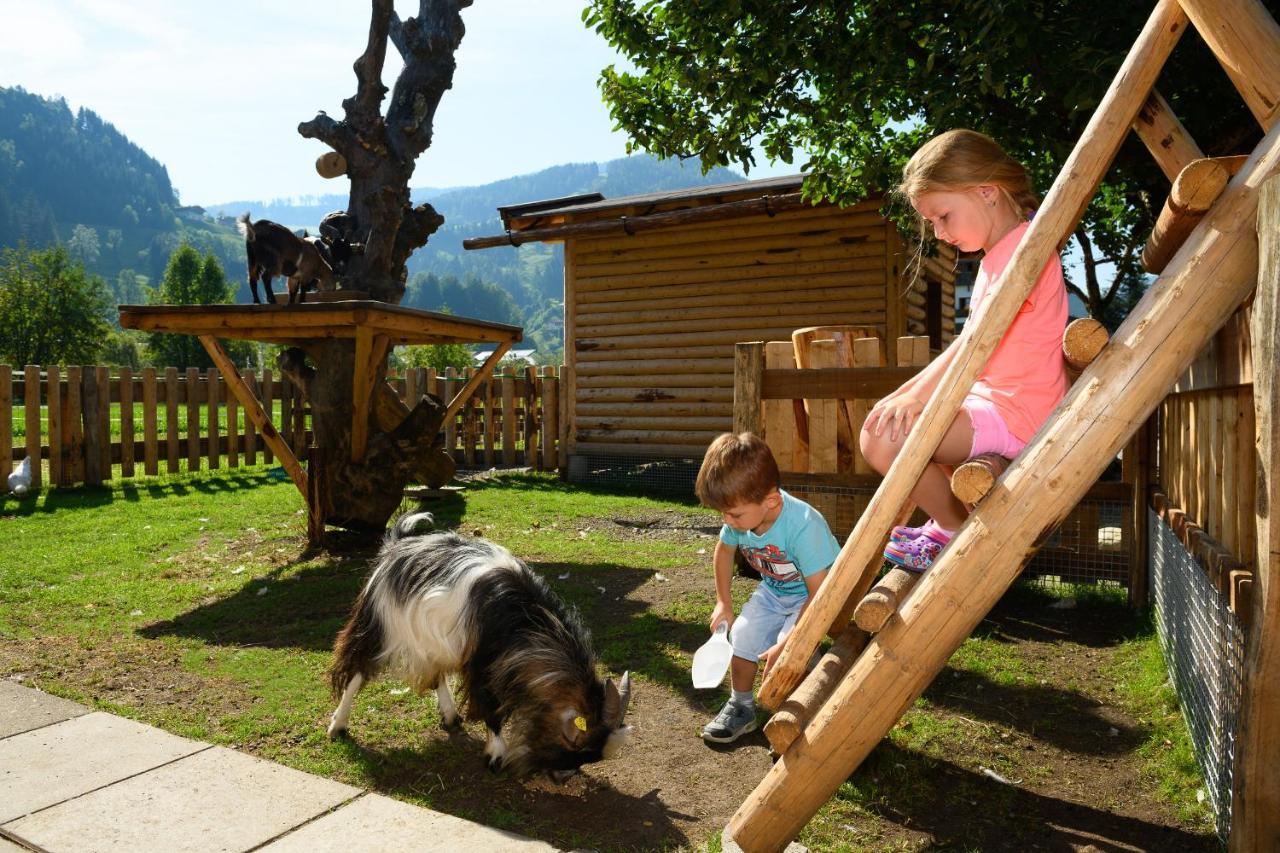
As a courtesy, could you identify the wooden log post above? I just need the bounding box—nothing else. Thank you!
[541,365,558,471]
[207,369,221,471]
[1125,416,1155,606]
[762,628,868,755]
[1229,174,1280,853]
[853,568,924,634]
[1062,317,1110,376]
[1142,156,1247,274]
[502,373,516,468]
[1131,88,1205,181]
[733,6,1280,847]
[1179,0,1280,131]
[950,452,1013,505]
[261,369,275,466]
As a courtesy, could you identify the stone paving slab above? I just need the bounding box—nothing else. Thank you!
[0,712,205,824]
[5,745,361,853]
[260,791,558,852]
[0,680,89,739]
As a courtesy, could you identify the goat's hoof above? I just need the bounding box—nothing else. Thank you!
[441,715,462,732]
[485,755,503,774]
[327,721,348,740]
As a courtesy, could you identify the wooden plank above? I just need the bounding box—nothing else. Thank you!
[851,336,883,474]
[227,367,241,468]
[142,367,158,476]
[0,366,11,471]
[65,366,83,485]
[198,335,307,497]
[807,340,840,473]
[732,342,764,436]
[261,369,274,465]
[81,367,102,486]
[761,366,921,401]
[277,372,290,460]
[444,343,511,431]
[206,369,220,471]
[576,270,886,308]
[443,366,458,459]
[763,341,804,473]
[164,367,179,474]
[541,365,557,471]
[558,365,572,474]
[523,365,538,466]
[483,372,495,467]
[96,366,110,480]
[46,366,61,487]
[185,367,200,473]
[23,366,41,489]
[735,2,1197,843]
[502,375,516,467]
[1230,173,1280,852]
[119,367,135,478]
[244,370,259,466]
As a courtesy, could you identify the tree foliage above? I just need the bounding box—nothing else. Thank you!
[0,244,110,366]
[586,0,1275,326]
[145,245,247,369]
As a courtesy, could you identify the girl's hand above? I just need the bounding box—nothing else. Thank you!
[866,392,925,441]
[709,601,734,633]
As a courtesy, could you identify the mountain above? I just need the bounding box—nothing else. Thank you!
[0,85,748,360]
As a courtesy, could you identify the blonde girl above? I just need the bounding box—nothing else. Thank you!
[860,129,1069,571]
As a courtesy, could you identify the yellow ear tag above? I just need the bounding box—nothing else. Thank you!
[574,715,588,732]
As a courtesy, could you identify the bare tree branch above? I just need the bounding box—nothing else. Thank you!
[389,11,408,60]
[345,0,394,130]
[297,113,358,157]
[385,0,470,161]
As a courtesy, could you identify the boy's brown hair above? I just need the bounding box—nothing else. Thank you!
[695,432,781,510]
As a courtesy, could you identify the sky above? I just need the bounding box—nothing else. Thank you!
[0,0,791,206]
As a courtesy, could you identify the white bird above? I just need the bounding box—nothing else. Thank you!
[7,456,32,496]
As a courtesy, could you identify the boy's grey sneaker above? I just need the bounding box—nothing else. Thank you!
[702,699,757,743]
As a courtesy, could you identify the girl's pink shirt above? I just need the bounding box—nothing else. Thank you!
[966,221,1069,442]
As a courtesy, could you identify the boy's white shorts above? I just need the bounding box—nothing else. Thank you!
[730,584,808,663]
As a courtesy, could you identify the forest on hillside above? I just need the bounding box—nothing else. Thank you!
[1,85,747,361]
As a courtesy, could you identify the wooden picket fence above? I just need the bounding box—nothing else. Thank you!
[0,363,563,490]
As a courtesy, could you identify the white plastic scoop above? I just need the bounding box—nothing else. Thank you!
[692,621,733,688]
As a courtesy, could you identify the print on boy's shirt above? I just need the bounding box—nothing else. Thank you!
[738,544,802,586]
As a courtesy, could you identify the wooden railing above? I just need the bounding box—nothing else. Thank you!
[0,364,564,490]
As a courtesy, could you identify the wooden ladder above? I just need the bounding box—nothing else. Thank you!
[728,1,1280,849]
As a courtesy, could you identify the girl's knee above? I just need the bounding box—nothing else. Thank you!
[859,426,895,473]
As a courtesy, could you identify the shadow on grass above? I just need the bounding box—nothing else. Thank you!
[923,667,1146,757]
[0,472,282,516]
[331,730,698,850]
[841,740,1216,851]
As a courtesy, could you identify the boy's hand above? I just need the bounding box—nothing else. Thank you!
[709,601,734,633]
[759,640,785,679]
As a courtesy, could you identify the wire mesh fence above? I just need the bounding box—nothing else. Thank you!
[1149,507,1245,842]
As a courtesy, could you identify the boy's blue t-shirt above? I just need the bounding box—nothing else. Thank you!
[719,490,840,598]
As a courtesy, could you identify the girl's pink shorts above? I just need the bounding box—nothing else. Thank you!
[962,396,1026,459]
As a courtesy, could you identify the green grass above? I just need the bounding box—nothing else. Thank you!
[0,471,1215,851]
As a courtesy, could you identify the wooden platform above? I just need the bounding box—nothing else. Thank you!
[118,301,522,348]
[119,301,523,536]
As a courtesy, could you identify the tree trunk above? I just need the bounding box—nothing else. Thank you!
[287,0,470,532]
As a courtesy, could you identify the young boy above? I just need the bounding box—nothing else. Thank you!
[695,432,840,743]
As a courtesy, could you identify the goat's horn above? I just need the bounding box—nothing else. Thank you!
[603,671,632,727]
[617,671,632,721]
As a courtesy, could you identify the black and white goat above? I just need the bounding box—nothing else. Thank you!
[327,512,633,779]
[236,213,336,305]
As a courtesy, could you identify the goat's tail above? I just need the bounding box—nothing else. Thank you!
[329,586,384,697]
[387,511,435,544]
[236,212,255,242]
